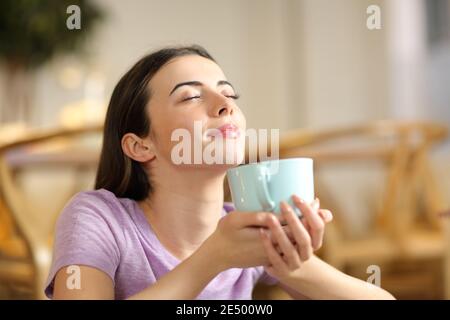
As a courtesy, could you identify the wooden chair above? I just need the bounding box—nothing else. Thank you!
[276,120,448,298]
[0,124,102,299]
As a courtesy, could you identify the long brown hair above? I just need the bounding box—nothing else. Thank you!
[95,45,215,201]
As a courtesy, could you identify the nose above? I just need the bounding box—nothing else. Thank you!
[209,93,234,118]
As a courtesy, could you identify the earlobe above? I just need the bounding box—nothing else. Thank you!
[142,142,157,161]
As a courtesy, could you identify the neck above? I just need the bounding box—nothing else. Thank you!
[138,163,228,261]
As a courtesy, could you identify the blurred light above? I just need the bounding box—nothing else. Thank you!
[58,66,83,90]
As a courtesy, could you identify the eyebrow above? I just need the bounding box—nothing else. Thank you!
[169,80,234,96]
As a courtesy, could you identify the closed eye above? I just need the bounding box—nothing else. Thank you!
[225,93,240,100]
[182,93,240,102]
[181,96,201,102]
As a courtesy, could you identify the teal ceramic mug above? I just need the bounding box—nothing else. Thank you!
[226,158,314,216]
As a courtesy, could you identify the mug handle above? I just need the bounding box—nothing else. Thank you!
[257,166,275,212]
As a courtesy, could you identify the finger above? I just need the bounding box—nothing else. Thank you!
[271,242,284,255]
[302,198,319,230]
[270,231,290,246]
[292,196,324,250]
[310,198,333,223]
[318,209,333,223]
[267,212,302,269]
[260,228,288,273]
[281,225,297,244]
[280,201,313,261]
[275,245,283,255]
[295,200,311,230]
[276,214,286,225]
[313,197,320,211]
[268,225,295,244]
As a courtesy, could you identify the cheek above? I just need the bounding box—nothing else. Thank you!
[151,106,194,138]
[236,108,246,130]
[153,113,205,159]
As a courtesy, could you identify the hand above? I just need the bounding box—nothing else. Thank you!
[204,210,275,271]
[259,195,333,280]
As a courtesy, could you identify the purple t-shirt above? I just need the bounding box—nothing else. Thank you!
[44,188,278,299]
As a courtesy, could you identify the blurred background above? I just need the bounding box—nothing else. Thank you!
[0,0,449,299]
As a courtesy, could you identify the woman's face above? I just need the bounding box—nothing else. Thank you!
[146,55,246,169]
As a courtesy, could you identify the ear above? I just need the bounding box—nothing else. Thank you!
[121,133,155,163]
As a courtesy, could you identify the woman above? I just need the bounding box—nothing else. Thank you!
[45,45,394,300]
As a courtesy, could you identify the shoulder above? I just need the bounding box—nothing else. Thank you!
[63,188,127,212]
[51,188,130,266]
[55,188,133,237]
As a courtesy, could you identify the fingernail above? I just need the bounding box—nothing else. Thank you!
[293,195,304,203]
[319,209,333,222]
[326,211,333,221]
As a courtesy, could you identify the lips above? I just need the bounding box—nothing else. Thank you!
[208,123,241,139]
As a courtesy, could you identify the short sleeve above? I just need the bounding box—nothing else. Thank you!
[259,270,279,286]
[44,193,121,298]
